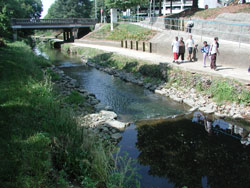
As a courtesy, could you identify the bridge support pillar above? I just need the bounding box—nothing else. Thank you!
[63,32,66,41]
[13,29,17,41]
[63,29,74,42]
[66,32,69,41]
[70,31,73,42]
[73,28,78,39]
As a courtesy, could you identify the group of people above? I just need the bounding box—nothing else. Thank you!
[171,35,197,63]
[171,35,220,70]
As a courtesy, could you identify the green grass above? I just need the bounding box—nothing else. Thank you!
[88,23,157,41]
[209,80,250,104]
[165,69,250,105]
[45,68,61,81]
[64,90,86,104]
[0,41,140,188]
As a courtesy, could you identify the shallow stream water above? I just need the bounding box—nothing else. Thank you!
[36,45,250,188]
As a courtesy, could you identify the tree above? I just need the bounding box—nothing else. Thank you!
[0,0,42,38]
[193,0,198,8]
[104,0,148,10]
[159,0,162,15]
[46,0,92,18]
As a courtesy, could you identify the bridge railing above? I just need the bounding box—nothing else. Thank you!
[11,18,97,26]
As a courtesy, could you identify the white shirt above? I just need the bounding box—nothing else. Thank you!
[187,20,194,27]
[210,42,218,54]
[172,41,179,53]
[186,39,194,48]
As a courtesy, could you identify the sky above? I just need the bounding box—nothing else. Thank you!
[41,0,55,18]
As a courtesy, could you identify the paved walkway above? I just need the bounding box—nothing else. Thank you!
[72,42,250,84]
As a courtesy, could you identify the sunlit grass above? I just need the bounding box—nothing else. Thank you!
[88,23,157,41]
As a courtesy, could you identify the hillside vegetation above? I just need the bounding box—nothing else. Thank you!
[188,4,250,19]
[85,23,157,41]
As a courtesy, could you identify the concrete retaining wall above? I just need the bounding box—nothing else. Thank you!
[150,30,250,69]
[192,13,250,44]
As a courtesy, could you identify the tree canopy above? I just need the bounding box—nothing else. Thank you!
[104,0,148,10]
[45,0,92,18]
[0,0,42,38]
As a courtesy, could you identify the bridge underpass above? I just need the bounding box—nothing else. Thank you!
[11,18,97,42]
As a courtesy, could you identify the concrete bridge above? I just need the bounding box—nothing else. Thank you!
[11,18,97,42]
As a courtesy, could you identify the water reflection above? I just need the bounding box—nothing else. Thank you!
[193,112,250,146]
[136,115,250,188]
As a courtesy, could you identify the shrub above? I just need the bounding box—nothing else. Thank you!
[64,90,86,104]
[209,80,237,102]
[139,64,163,79]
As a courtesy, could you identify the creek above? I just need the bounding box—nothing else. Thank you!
[36,45,250,188]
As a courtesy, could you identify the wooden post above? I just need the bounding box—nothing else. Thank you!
[136,41,139,50]
[125,40,128,48]
[149,42,152,53]
[143,42,145,52]
[121,40,123,47]
[130,41,133,49]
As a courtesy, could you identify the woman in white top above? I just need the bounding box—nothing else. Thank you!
[209,37,220,70]
[172,36,179,63]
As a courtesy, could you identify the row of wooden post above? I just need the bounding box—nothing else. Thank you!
[121,40,152,53]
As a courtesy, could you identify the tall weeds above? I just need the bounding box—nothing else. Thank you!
[0,41,140,188]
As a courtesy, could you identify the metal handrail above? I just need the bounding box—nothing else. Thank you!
[11,18,97,25]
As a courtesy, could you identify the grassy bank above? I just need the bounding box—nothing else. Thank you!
[87,23,157,41]
[190,4,250,19]
[0,42,139,188]
[62,44,250,106]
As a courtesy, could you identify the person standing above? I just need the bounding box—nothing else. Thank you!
[186,35,194,62]
[209,37,220,70]
[178,37,185,63]
[186,18,194,33]
[172,36,179,63]
[201,41,210,67]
